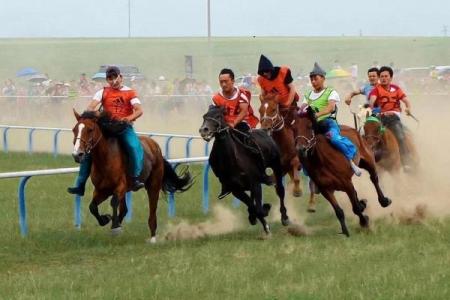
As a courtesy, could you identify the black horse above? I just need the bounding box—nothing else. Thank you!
[199,105,290,234]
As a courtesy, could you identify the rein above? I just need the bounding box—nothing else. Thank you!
[261,104,285,132]
[75,128,103,154]
[295,130,317,155]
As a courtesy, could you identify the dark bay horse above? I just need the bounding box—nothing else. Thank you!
[259,94,302,197]
[199,105,289,234]
[72,111,192,243]
[294,106,392,236]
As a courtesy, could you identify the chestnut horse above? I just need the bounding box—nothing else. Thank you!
[359,106,419,173]
[294,106,392,236]
[259,94,302,197]
[72,111,192,243]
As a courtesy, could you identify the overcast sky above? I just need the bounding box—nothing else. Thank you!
[0,0,448,37]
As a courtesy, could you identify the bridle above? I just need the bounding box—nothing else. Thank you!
[203,116,229,136]
[295,129,316,156]
[75,123,103,154]
[260,103,285,132]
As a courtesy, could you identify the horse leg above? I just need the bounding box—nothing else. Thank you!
[110,194,122,233]
[359,159,392,208]
[307,179,318,213]
[251,184,271,234]
[289,156,302,197]
[321,189,350,237]
[146,180,161,244]
[88,190,111,227]
[232,190,257,226]
[117,195,128,225]
[344,184,369,228]
[273,161,289,226]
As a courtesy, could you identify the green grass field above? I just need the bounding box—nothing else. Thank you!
[0,152,449,299]
[1,37,450,82]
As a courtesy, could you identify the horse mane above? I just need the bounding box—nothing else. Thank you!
[80,111,98,120]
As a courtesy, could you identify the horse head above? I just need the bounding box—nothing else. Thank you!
[363,115,384,152]
[259,93,283,132]
[72,109,103,163]
[294,104,317,157]
[199,105,227,142]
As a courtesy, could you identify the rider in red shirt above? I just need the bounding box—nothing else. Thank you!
[211,68,259,199]
[68,66,145,195]
[212,68,258,131]
[369,66,413,170]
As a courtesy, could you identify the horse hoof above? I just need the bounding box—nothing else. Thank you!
[281,217,290,226]
[340,230,350,237]
[264,224,271,234]
[380,197,392,208]
[263,203,272,216]
[111,226,122,236]
[360,215,370,228]
[146,236,157,244]
[99,214,111,227]
[293,190,303,198]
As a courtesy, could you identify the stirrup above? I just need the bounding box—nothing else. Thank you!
[218,189,231,200]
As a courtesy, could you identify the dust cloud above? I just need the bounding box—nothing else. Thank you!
[164,204,244,241]
[337,95,450,223]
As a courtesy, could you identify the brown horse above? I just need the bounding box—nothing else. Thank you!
[294,106,392,236]
[362,114,402,173]
[359,107,419,173]
[259,94,302,197]
[72,110,192,243]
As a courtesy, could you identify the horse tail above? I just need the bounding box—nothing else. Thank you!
[162,159,193,193]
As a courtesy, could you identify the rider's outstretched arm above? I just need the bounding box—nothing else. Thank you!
[345,90,362,105]
[400,96,412,115]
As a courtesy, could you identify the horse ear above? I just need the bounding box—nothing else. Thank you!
[73,109,81,121]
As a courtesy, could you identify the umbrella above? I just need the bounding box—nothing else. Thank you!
[92,72,106,81]
[27,73,48,83]
[326,69,352,79]
[16,67,39,77]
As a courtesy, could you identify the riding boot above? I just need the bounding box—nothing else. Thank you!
[131,177,145,191]
[67,154,92,196]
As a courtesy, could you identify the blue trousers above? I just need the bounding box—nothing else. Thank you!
[74,125,144,187]
[319,118,357,160]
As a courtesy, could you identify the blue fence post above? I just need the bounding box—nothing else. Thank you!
[28,128,36,154]
[74,195,81,229]
[204,141,210,156]
[185,137,194,158]
[3,127,10,153]
[53,129,62,157]
[168,193,175,217]
[167,162,179,217]
[164,136,174,159]
[202,162,210,214]
[18,176,31,237]
[125,192,132,222]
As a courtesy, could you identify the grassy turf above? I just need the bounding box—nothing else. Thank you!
[1,37,450,82]
[0,152,449,299]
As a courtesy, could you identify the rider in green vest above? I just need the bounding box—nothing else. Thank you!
[303,62,362,176]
